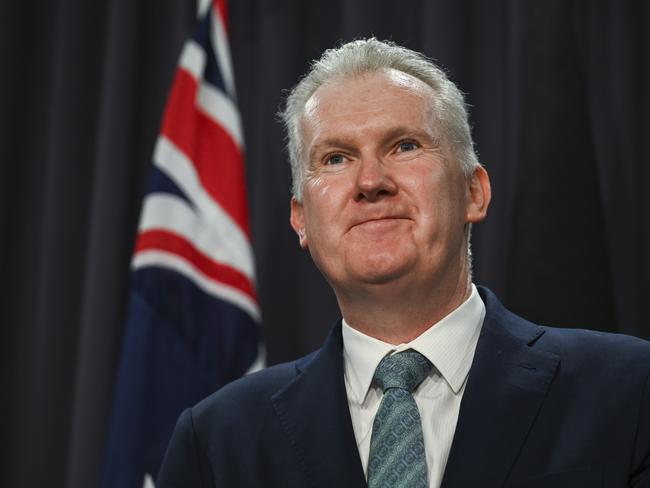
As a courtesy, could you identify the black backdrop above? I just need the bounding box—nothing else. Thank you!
[1,1,648,487]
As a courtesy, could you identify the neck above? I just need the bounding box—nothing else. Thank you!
[336,270,472,345]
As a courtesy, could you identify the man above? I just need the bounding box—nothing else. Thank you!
[157,39,650,487]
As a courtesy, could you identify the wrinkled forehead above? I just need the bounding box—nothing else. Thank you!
[303,68,435,120]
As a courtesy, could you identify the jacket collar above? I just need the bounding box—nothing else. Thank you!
[441,286,560,487]
[271,326,367,488]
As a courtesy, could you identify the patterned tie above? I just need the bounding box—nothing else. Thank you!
[367,349,432,488]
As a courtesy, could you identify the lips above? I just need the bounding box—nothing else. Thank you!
[348,216,410,231]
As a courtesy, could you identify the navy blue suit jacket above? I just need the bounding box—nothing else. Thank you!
[157,288,650,487]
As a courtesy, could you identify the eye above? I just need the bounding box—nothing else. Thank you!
[325,153,346,165]
[397,140,418,152]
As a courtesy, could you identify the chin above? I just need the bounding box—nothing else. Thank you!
[347,255,415,286]
[354,272,406,286]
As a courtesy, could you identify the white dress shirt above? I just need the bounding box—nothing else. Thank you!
[341,284,485,488]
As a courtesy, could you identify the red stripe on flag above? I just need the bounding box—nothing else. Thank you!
[161,68,250,236]
[135,229,257,302]
[213,0,228,31]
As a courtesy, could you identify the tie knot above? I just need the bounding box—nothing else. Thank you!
[373,349,432,393]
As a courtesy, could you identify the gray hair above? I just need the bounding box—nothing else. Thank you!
[279,38,480,200]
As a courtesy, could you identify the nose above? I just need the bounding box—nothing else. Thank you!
[353,156,397,202]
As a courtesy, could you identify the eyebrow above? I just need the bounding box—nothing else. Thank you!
[380,126,438,146]
[308,126,439,163]
[308,138,356,163]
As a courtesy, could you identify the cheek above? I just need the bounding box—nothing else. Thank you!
[309,176,337,202]
[301,193,342,246]
[408,173,465,234]
[304,176,350,219]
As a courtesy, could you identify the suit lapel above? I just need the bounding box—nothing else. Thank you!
[441,289,560,488]
[271,325,367,488]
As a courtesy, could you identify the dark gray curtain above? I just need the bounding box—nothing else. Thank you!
[1,0,195,486]
[1,0,648,486]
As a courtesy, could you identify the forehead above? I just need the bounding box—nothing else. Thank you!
[305,68,434,111]
[301,69,437,143]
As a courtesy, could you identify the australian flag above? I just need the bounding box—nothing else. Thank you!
[101,1,262,486]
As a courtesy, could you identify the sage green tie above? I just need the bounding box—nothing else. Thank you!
[367,349,432,488]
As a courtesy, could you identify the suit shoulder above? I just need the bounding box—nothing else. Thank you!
[480,286,650,363]
[183,351,324,453]
[539,325,650,357]
[194,361,297,414]
[535,325,650,385]
[480,287,650,380]
[189,347,323,429]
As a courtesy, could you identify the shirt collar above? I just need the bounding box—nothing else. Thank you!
[342,284,485,404]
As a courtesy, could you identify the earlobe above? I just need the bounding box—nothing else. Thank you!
[465,166,491,223]
[290,197,309,249]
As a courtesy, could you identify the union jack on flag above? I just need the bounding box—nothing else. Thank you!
[101,1,262,486]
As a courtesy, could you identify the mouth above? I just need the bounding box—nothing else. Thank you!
[349,217,411,231]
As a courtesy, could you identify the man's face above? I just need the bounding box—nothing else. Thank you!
[290,69,490,298]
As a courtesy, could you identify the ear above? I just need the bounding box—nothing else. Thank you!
[465,165,491,224]
[290,197,309,249]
